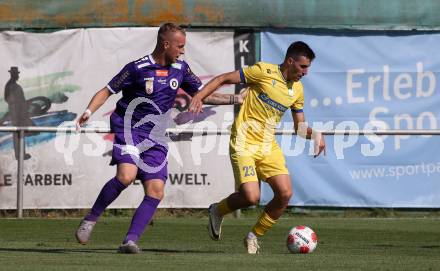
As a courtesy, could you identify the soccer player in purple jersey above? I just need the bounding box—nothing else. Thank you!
[75,23,244,253]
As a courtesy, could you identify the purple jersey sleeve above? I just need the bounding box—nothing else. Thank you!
[180,64,202,97]
[107,62,136,94]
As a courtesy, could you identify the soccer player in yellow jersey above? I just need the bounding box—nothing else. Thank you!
[189,41,326,254]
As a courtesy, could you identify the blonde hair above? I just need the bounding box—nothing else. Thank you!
[157,23,185,43]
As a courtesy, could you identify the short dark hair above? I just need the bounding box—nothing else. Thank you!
[285,41,315,61]
[157,22,185,42]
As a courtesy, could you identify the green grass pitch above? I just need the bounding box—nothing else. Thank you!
[0,216,439,271]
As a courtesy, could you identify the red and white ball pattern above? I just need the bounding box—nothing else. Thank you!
[286,225,318,254]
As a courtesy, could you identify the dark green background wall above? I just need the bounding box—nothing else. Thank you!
[1,0,439,30]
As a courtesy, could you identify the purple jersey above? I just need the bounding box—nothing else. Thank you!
[107,55,202,133]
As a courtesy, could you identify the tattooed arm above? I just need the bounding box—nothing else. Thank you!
[203,92,238,105]
[203,87,249,105]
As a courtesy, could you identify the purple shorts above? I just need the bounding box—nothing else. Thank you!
[110,132,168,182]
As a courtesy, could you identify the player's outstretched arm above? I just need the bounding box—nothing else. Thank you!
[76,87,112,129]
[203,87,249,105]
[293,111,326,157]
[188,70,241,113]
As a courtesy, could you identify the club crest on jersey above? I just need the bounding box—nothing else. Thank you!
[272,79,276,86]
[145,78,154,94]
[169,78,179,90]
[156,70,169,77]
[288,88,294,96]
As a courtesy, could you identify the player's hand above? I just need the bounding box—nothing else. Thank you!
[188,94,204,113]
[313,132,326,158]
[76,110,91,131]
[237,87,249,104]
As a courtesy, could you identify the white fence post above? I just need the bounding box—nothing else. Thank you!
[17,129,25,218]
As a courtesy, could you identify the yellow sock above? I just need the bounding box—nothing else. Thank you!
[251,212,277,237]
[217,198,232,216]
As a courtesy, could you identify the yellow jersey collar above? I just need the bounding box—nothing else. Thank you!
[278,65,287,82]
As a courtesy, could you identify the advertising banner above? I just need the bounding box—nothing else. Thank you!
[0,27,236,209]
[260,31,440,207]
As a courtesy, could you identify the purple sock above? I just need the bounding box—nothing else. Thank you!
[124,195,161,244]
[84,177,127,222]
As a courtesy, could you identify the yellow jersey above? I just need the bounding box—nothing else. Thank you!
[230,62,304,152]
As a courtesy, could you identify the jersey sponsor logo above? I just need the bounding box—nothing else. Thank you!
[156,70,169,77]
[272,79,276,86]
[169,78,179,90]
[288,88,294,96]
[145,78,154,94]
[157,78,167,85]
[258,93,288,112]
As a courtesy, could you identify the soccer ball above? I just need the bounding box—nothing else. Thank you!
[286,225,318,254]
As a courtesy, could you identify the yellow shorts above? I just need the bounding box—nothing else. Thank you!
[229,142,289,186]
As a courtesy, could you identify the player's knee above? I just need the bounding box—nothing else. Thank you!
[243,192,260,206]
[116,172,136,185]
[147,189,164,200]
[145,184,165,200]
[278,190,293,205]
